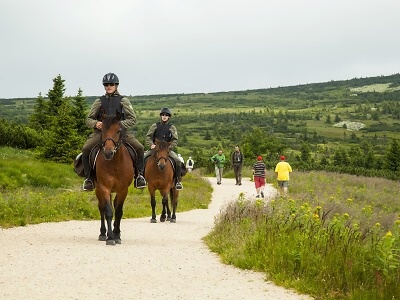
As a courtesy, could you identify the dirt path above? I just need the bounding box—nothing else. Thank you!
[0,177,312,300]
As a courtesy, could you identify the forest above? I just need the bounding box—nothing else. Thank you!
[1,73,400,180]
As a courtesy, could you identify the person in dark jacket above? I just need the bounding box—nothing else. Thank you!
[81,73,146,191]
[145,107,183,190]
[231,145,244,185]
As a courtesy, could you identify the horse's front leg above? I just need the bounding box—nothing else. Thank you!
[160,193,171,222]
[97,200,107,241]
[113,191,127,244]
[104,199,115,245]
[149,188,157,223]
[170,188,179,223]
[99,213,107,241]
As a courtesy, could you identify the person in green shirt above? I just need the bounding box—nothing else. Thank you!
[211,149,226,185]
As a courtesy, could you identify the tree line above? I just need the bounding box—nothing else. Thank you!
[1,74,399,180]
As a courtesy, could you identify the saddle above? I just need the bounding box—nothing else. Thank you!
[73,142,138,178]
[143,155,187,177]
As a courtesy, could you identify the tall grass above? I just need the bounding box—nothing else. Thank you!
[0,147,212,228]
[204,171,400,299]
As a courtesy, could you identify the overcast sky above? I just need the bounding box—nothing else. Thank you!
[1,0,399,99]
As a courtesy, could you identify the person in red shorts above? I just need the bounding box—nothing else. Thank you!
[252,155,267,198]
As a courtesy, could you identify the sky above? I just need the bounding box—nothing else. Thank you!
[1,0,399,99]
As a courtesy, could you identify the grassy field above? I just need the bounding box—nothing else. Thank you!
[204,171,400,299]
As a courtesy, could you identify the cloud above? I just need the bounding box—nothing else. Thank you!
[1,0,399,98]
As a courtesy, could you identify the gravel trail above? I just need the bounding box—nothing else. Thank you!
[0,177,312,300]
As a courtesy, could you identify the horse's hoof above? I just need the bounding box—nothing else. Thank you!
[150,219,157,223]
[166,217,171,221]
[98,235,107,241]
[170,218,176,223]
[115,239,121,244]
[106,239,116,246]
[160,217,166,222]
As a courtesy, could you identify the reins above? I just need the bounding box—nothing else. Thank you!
[101,136,122,155]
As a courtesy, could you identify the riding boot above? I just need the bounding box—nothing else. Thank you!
[82,154,94,191]
[175,162,183,190]
[135,149,147,189]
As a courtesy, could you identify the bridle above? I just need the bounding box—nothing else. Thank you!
[152,146,169,169]
[101,127,122,158]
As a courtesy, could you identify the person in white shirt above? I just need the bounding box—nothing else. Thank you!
[186,156,194,172]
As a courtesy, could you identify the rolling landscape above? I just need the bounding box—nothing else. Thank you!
[1,73,399,178]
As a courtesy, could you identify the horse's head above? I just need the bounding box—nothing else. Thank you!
[152,139,171,171]
[101,112,124,160]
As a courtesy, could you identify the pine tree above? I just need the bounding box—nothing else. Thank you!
[71,88,89,137]
[47,74,66,117]
[300,142,311,162]
[384,139,400,171]
[29,93,49,130]
[40,101,81,162]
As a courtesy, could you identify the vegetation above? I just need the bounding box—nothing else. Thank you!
[1,73,400,179]
[0,147,212,228]
[204,171,400,299]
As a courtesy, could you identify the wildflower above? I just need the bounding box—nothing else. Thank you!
[343,213,349,219]
[375,222,381,227]
[385,231,392,237]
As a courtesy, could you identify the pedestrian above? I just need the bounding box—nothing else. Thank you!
[211,149,226,185]
[81,72,146,191]
[145,107,183,190]
[186,156,194,172]
[231,145,244,185]
[252,155,267,198]
[275,155,292,194]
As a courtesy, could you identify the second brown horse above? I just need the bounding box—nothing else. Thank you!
[144,139,179,223]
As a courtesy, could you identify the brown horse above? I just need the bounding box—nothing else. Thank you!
[144,139,179,223]
[95,113,134,245]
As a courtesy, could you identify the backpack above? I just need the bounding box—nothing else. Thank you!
[188,160,193,167]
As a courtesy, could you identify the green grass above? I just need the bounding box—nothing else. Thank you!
[0,147,212,228]
[204,171,400,299]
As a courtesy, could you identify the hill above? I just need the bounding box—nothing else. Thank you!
[1,73,400,176]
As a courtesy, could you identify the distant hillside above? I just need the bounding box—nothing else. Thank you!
[1,73,400,124]
[1,73,400,177]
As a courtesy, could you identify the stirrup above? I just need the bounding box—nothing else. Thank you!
[83,178,94,191]
[176,182,183,190]
[135,175,146,189]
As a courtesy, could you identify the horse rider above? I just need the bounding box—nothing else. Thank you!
[81,72,146,191]
[145,107,183,190]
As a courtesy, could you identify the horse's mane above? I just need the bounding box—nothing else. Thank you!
[153,140,170,153]
[102,114,120,130]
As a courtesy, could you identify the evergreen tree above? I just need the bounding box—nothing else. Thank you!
[300,142,311,162]
[384,139,400,171]
[29,93,49,130]
[204,130,211,140]
[325,115,332,124]
[241,128,285,164]
[39,101,81,162]
[348,146,364,167]
[47,74,66,117]
[71,88,89,136]
[333,147,349,166]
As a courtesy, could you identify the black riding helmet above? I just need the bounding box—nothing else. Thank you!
[160,107,172,117]
[102,73,119,85]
